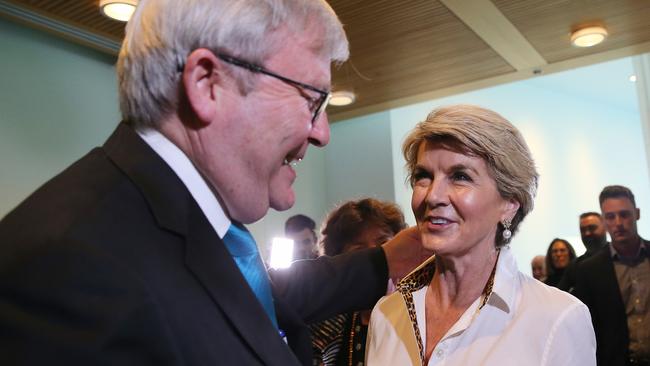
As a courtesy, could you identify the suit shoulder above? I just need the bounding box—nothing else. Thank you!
[576,247,611,270]
[0,147,144,245]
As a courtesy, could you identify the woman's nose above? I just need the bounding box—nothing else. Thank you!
[425,178,449,208]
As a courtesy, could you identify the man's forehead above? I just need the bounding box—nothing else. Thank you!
[269,27,333,87]
[601,197,635,212]
[288,227,315,238]
[580,215,603,225]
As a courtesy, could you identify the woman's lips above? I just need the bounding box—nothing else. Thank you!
[422,216,455,230]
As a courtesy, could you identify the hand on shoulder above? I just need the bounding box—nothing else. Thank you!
[382,226,433,283]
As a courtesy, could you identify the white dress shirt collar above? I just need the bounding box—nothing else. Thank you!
[413,247,518,344]
[136,127,230,238]
[486,246,518,314]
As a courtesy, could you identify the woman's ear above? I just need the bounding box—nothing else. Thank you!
[182,48,223,126]
[502,198,521,222]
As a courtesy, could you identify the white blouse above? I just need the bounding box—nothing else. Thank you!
[366,247,596,366]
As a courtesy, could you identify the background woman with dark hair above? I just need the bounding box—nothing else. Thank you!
[544,238,577,287]
[311,198,407,366]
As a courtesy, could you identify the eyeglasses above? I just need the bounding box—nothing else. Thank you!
[216,53,331,124]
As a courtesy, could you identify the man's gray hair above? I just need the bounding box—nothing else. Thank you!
[117,0,349,128]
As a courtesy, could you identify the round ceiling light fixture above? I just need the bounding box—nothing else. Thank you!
[570,26,608,47]
[99,0,138,22]
[328,91,356,106]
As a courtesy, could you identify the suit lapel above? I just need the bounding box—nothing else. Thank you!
[184,207,300,365]
[596,249,618,290]
[104,123,300,365]
[591,248,626,314]
[103,123,190,235]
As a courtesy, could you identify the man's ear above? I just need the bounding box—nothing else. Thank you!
[636,208,641,221]
[182,48,224,126]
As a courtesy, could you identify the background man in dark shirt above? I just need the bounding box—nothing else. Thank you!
[573,185,650,365]
[285,214,319,260]
[558,211,608,292]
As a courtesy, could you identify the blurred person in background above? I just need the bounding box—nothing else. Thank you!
[285,214,319,260]
[310,198,407,366]
[558,212,608,292]
[544,238,577,287]
[578,212,609,257]
[530,255,547,282]
[574,185,650,365]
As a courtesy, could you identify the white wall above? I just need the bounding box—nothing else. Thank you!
[324,110,395,205]
[0,18,120,217]
[389,57,650,273]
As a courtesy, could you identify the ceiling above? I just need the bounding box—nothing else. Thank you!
[1,0,649,122]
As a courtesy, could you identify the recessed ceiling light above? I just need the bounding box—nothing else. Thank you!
[99,0,137,22]
[629,75,637,83]
[570,26,608,47]
[329,91,356,106]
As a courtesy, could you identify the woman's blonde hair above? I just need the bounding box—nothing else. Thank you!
[402,105,538,246]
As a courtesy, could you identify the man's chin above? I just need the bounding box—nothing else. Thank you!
[231,206,269,225]
[612,233,627,241]
[270,191,296,212]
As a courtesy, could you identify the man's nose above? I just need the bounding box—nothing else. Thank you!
[614,215,624,226]
[308,112,330,147]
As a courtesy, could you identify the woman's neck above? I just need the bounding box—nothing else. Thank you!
[423,245,500,364]
[429,246,499,309]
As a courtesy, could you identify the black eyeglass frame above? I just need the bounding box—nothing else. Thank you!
[215,53,331,124]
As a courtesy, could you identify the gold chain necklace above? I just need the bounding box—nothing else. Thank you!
[479,248,500,309]
[347,312,359,366]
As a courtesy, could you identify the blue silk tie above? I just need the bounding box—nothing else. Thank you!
[222,222,278,329]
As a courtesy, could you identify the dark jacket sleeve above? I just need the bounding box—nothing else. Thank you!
[557,261,577,292]
[269,247,388,323]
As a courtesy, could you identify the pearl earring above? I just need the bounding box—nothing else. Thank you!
[502,218,512,240]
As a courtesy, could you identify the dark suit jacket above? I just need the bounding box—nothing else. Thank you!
[0,123,388,365]
[558,244,608,293]
[572,244,633,366]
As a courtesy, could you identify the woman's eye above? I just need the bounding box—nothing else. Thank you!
[452,171,472,182]
[412,171,431,185]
